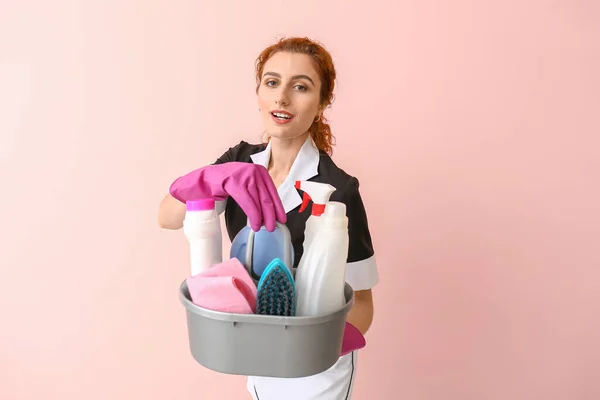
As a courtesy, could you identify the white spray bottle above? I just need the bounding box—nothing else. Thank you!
[294,180,336,254]
[294,181,336,299]
[295,201,349,316]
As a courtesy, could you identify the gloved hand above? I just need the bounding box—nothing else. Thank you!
[169,162,286,232]
[341,322,366,356]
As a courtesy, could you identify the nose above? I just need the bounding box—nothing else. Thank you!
[275,87,290,106]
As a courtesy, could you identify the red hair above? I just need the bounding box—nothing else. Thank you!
[255,37,337,155]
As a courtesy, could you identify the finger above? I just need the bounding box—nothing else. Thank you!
[226,184,262,232]
[256,165,287,224]
[254,174,277,232]
[242,180,264,231]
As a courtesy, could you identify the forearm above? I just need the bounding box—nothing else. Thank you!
[346,289,374,335]
[158,194,186,229]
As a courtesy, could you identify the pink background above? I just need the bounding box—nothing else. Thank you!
[1,1,599,399]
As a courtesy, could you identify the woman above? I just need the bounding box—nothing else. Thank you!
[158,37,379,400]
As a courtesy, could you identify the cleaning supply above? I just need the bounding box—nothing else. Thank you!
[230,220,294,282]
[341,322,366,356]
[185,257,257,314]
[256,258,296,316]
[293,181,336,306]
[170,161,286,232]
[295,201,349,316]
[183,198,222,276]
[294,180,336,253]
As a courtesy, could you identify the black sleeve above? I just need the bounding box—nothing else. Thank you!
[341,176,375,263]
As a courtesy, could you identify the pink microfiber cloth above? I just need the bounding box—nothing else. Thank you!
[341,322,366,356]
[186,258,257,314]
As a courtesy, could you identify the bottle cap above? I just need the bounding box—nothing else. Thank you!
[186,198,215,211]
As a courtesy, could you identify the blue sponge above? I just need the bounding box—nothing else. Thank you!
[256,258,296,316]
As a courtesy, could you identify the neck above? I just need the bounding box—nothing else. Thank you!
[267,132,309,176]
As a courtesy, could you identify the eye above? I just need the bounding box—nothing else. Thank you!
[265,80,277,87]
[294,84,307,91]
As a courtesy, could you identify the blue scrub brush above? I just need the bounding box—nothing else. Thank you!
[256,258,296,316]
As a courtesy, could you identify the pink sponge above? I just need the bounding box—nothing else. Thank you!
[186,258,257,314]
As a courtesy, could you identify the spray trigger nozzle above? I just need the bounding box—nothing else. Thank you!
[299,192,312,213]
[295,180,336,216]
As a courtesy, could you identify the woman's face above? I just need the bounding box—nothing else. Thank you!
[257,51,322,140]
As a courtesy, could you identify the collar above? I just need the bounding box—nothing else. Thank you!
[250,136,320,213]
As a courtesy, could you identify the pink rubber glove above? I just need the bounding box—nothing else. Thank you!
[170,162,286,232]
[341,322,366,356]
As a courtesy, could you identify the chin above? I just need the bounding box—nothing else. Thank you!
[268,131,294,140]
[267,126,309,141]
[267,130,300,140]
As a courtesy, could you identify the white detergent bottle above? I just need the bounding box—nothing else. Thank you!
[183,198,222,276]
[295,201,349,317]
[294,180,336,258]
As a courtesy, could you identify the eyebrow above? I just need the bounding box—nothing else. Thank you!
[262,71,315,86]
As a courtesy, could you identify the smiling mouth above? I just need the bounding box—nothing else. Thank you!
[271,111,293,120]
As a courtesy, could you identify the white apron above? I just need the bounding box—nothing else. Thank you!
[247,351,358,399]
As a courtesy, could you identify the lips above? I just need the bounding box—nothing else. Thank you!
[270,109,294,125]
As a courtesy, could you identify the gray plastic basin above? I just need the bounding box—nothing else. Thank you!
[179,280,354,378]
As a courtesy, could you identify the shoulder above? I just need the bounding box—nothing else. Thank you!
[214,140,267,164]
[316,153,361,197]
[231,140,267,161]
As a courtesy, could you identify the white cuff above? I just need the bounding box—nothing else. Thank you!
[345,254,379,291]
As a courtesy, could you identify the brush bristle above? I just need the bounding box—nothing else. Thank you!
[256,268,296,316]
